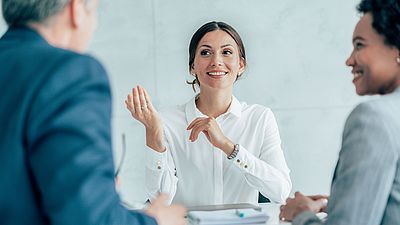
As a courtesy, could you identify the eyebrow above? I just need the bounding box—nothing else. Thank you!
[352,36,365,43]
[199,44,235,48]
[221,44,234,48]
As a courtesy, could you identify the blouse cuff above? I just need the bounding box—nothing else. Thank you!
[230,145,251,172]
[145,147,168,172]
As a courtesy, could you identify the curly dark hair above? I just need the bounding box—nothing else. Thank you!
[357,0,400,49]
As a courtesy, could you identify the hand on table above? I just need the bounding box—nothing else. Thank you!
[279,191,328,222]
[145,194,187,225]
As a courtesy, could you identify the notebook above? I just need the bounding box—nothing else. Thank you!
[187,203,268,225]
[188,208,268,225]
[187,203,262,212]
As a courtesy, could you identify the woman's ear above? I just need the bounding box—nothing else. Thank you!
[190,64,195,75]
[238,57,246,74]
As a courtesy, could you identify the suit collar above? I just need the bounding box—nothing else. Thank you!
[1,25,48,45]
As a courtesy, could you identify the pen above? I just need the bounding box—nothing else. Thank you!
[235,209,245,218]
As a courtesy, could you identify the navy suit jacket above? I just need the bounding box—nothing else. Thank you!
[0,27,157,225]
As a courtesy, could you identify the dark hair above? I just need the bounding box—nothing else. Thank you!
[187,21,247,91]
[357,0,400,49]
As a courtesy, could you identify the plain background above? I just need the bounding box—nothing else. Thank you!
[1,0,370,205]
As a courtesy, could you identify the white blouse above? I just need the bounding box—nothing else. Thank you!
[145,96,291,206]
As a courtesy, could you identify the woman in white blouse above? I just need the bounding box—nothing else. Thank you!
[125,21,291,206]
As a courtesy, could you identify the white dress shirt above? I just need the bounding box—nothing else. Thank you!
[145,96,291,206]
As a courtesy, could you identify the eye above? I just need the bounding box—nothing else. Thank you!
[222,49,233,55]
[354,41,364,50]
[200,49,211,56]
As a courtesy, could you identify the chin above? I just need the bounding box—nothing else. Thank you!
[355,87,368,96]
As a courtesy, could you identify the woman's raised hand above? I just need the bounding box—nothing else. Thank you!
[125,85,165,152]
[187,117,234,155]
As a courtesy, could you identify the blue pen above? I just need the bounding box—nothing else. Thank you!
[235,209,245,218]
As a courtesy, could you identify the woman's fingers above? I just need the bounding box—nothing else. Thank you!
[189,119,210,141]
[125,94,135,112]
[187,117,205,130]
[189,124,207,142]
[142,87,155,111]
[138,85,148,111]
[126,85,165,132]
[187,118,204,140]
[132,86,142,114]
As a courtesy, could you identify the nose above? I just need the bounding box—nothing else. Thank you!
[211,54,223,67]
[346,51,355,67]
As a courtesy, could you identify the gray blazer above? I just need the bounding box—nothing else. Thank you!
[294,88,400,225]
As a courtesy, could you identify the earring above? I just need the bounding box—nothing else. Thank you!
[397,56,400,64]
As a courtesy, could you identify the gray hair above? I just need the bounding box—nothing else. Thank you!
[1,0,87,26]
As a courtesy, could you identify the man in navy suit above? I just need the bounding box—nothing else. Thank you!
[0,0,186,224]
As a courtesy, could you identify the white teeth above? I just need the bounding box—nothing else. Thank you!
[353,71,363,79]
[207,72,227,76]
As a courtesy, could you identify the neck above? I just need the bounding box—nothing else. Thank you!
[27,8,73,51]
[379,77,400,95]
[28,24,69,49]
[196,88,233,118]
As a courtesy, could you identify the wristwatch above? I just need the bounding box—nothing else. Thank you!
[227,144,240,160]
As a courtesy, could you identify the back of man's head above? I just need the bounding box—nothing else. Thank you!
[2,0,69,26]
[2,0,97,53]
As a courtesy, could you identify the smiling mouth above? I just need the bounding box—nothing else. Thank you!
[352,70,364,82]
[207,71,228,77]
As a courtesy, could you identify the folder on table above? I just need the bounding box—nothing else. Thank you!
[187,203,268,225]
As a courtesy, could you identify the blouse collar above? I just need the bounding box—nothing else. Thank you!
[184,95,242,124]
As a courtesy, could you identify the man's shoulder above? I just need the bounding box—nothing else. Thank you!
[39,45,105,73]
[35,46,108,85]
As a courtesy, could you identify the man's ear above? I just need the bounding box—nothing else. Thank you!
[69,0,86,28]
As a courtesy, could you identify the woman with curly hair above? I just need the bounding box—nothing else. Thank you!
[280,0,400,224]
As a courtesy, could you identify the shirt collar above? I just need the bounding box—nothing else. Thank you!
[185,95,242,124]
[229,96,242,118]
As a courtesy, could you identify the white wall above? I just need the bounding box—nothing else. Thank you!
[1,0,366,205]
